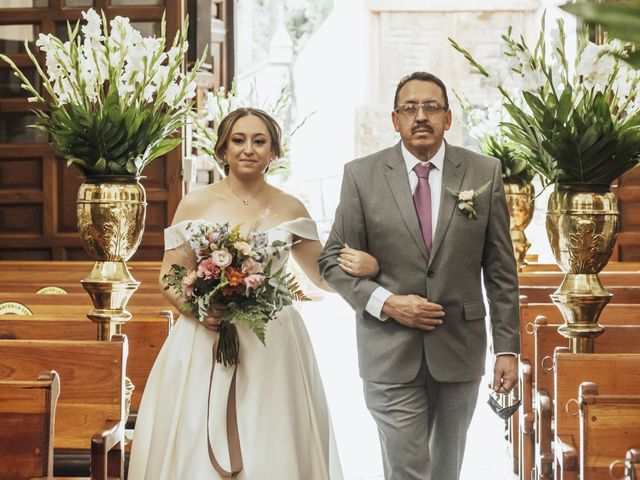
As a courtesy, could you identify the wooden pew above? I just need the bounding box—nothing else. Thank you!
[0,336,128,479]
[518,270,640,287]
[534,325,640,480]
[0,292,177,319]
[0,282,163,294]
[520,302,640,326]
[0,371,59,480]
[578,382,640,480]
[521,262,640,273]
[554,352,640,480]
[517,304,640,480]
[0,314,171,412]
[520,285,640,304]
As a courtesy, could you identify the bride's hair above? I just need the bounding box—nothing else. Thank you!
[214,108,284,174]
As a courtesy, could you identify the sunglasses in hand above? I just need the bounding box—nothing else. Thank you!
[487,388,520,420]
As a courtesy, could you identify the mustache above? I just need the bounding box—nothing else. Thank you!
[412,123,434,134]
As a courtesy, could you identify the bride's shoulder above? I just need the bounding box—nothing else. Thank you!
[171,183,226,225]
[267,185,310,219]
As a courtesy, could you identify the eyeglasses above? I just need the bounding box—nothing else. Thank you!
[395,102,447,117]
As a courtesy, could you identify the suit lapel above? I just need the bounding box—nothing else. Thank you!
[384,143,430,262]
[429,144,466,266]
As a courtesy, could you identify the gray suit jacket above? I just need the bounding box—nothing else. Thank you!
[318,141,520,384]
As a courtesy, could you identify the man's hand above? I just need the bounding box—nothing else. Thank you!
[382,294,444,331]
[492,355,518,394]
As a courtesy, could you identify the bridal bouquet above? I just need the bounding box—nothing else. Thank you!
[162,221,308,365]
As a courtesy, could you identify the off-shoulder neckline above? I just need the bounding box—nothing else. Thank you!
[166,216,313,233]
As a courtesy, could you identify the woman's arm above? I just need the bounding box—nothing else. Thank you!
[292,237,380,292]
[291,237,334,292]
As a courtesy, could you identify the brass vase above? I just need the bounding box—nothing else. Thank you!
[504,181,535,269]
[76,176,147,341]
[545,184,619,353]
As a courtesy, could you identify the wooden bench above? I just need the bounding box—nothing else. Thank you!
[553,352,640,480]
[521,262,640,273]
[533,326,640,480]
[0,371,59,480]
[578,382,640,480]
[0,314,171,412]
[517,304,640,480]
[0,336,128,479]
[518,271,640,287]
[0,292,177,321]
[520,285,640,304]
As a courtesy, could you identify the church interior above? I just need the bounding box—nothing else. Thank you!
[0,0,640,479]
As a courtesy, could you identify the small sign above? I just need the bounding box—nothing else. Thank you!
[0,302,33,316]
[36,286,69,295]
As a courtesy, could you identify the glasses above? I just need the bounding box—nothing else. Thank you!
[395,102,447,117]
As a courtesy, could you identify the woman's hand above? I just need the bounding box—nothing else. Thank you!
[202,304,225,331]
[338,244,380,278]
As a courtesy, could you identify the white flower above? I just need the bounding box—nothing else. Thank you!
[459,190,474,202]
[520,67,546,92]
[81,9,104,41]
[164,82,181,107]
[143,83,156,102]
[577,43,616,91]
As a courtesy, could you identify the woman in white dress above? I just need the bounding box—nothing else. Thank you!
[128,108,378,480]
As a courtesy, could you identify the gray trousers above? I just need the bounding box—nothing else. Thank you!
[363,355,481,480]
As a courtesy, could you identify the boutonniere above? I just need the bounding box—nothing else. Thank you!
[446,181,491,219]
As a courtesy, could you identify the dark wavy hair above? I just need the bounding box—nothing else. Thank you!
[214,108,284,175]
[393,71,449,110]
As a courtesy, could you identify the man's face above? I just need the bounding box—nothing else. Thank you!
[392,80,451,161]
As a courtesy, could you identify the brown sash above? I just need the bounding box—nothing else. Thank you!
[206,339,243,477]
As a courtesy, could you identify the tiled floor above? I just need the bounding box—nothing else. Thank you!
[299,294,518,480]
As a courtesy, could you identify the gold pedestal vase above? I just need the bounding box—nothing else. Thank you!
[504,181,535,270]
[545,184,619,353]
[77,176,147,341]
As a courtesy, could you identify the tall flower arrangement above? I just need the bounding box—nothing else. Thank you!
[456,95,535,184]
[0,9,203,177]
[450,16,640,187]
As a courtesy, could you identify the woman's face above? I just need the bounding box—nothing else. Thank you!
[225,114,274,177]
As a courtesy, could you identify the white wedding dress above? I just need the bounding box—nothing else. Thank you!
[128,217,343,480]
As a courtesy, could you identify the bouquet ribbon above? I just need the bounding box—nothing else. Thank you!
[206,337,243,477]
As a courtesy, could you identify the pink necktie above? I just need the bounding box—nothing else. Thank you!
[412,163,435,252]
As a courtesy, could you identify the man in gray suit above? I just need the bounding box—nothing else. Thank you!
[318,71,520,479]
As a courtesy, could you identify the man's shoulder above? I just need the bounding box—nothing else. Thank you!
[447,143,499,170]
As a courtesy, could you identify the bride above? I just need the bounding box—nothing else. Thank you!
[128,107,379,479]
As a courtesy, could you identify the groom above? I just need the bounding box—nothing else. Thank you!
[318,71,520,480]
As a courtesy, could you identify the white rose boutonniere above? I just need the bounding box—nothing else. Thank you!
[447,181,492,219]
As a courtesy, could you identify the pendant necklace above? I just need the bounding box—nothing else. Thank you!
[227,180,266,206]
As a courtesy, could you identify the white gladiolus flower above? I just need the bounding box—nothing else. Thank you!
[143,84,156,102]
[164,82,181,107]
[167,46,182,65]
[520,67,546,92]
[577,43,616,91]
[1,6,202,176]
[81,9,104,41]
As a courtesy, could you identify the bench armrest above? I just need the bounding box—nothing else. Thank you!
[555,433,578,471]
[91,420,125,480]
